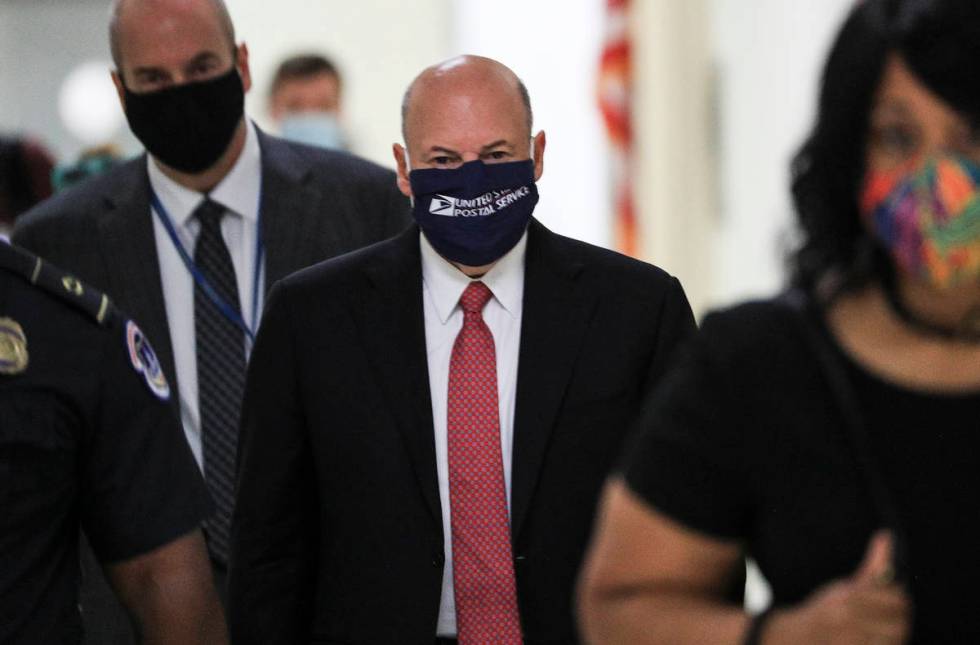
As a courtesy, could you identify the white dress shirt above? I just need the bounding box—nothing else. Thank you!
[148,121,265,470]
[421,231,527,637]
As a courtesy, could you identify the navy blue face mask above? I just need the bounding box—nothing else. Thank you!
[409,158,539,266]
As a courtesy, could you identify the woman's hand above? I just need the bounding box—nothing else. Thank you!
[763,532,910,645]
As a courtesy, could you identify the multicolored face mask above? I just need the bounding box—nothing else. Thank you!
[861,154,980,289]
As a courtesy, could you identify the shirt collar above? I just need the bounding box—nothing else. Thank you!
[147,120,262,226]
[420,229,527,325]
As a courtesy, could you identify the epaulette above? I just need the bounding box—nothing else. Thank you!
[0,243,114,326]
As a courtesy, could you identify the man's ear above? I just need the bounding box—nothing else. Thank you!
[532,130,546,181]
[111,70,127,109]
[236,42,252,93]
[393,143,413,197]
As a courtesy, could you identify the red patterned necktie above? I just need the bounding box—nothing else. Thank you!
[448,281,523,644]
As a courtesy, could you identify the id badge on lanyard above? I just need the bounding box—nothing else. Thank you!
[150,189,264,343]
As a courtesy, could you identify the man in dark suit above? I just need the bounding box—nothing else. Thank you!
[14,0,407,640]
[229,55,695,644]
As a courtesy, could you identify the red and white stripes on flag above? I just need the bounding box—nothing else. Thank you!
[598,0,637,256]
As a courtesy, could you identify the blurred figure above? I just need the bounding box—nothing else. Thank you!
[268,53,348,150]
[0,242,224,644]
[51,144,125,193]
[229,54,695,644]
[14,0,408,641]
[580,1,980,643]
[0,136,53,237]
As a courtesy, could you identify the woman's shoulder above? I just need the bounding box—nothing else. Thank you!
[697,294,807,356]
[649,293,821,406]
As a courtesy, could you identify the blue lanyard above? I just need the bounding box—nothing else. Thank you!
[150,189,264,342]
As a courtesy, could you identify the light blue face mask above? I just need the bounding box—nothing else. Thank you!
[279,112,348,151]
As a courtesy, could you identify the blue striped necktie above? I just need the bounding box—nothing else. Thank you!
[193,197,245,565]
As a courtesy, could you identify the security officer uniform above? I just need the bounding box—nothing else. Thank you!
[0,242,210,643]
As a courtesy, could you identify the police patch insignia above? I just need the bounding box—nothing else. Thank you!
[125,320,170,400]
[0,317,28,375]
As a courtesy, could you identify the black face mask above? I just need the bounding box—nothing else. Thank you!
[122,66,244,174]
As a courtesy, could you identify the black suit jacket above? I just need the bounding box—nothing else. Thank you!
[229,220,696,644]
[13,128,410,413]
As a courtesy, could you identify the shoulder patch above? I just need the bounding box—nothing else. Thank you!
[125,320,170,401]
[0,243,114,325]
[0,317,29,375]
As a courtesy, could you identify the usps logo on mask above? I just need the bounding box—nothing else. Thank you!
[430,195,457,217]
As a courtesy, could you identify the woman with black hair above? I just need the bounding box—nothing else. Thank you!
[578,1,980,643]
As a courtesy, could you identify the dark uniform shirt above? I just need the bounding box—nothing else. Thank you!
[0,242,211,644]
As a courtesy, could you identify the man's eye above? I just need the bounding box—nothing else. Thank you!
[487,151,509,160]
[190,62,217,78]
[432,156,453,165]
[134,73,168,91]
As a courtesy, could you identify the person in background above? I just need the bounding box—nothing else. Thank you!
[13,0,409,641]
[0,135,54,238]
[0,242,225,644]
[579,1,980,643]
[228,54,696,644]
[267,53,348,150]
[51,144,125,193]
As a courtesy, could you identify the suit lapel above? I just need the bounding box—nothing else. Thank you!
[95,158,178,401]
[257,129,350,289]
[355,227,442,529]
[510,220,597,540]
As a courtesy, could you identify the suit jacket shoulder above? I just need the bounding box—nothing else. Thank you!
[265,135,396,187]
[14,157,146,237]
[270,226,419,319]
[526,221,687,318]
[539,224,673,276]
[257,132,410,239]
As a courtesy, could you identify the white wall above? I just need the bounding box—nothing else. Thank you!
[707,0,855,308]
[0,0,119,160]
[632,0,716,317]
[451,0,611,247]
[228,0,452,170]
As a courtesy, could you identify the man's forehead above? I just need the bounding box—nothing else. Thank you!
[418,138,517,153]
[410,116,527,157]
[116,0,228,52]
[277,74,338,94]
[129,48,224,73]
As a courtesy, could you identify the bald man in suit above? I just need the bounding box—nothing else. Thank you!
[229,55,695,644]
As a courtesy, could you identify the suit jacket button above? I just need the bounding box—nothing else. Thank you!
[432,553,445,567]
